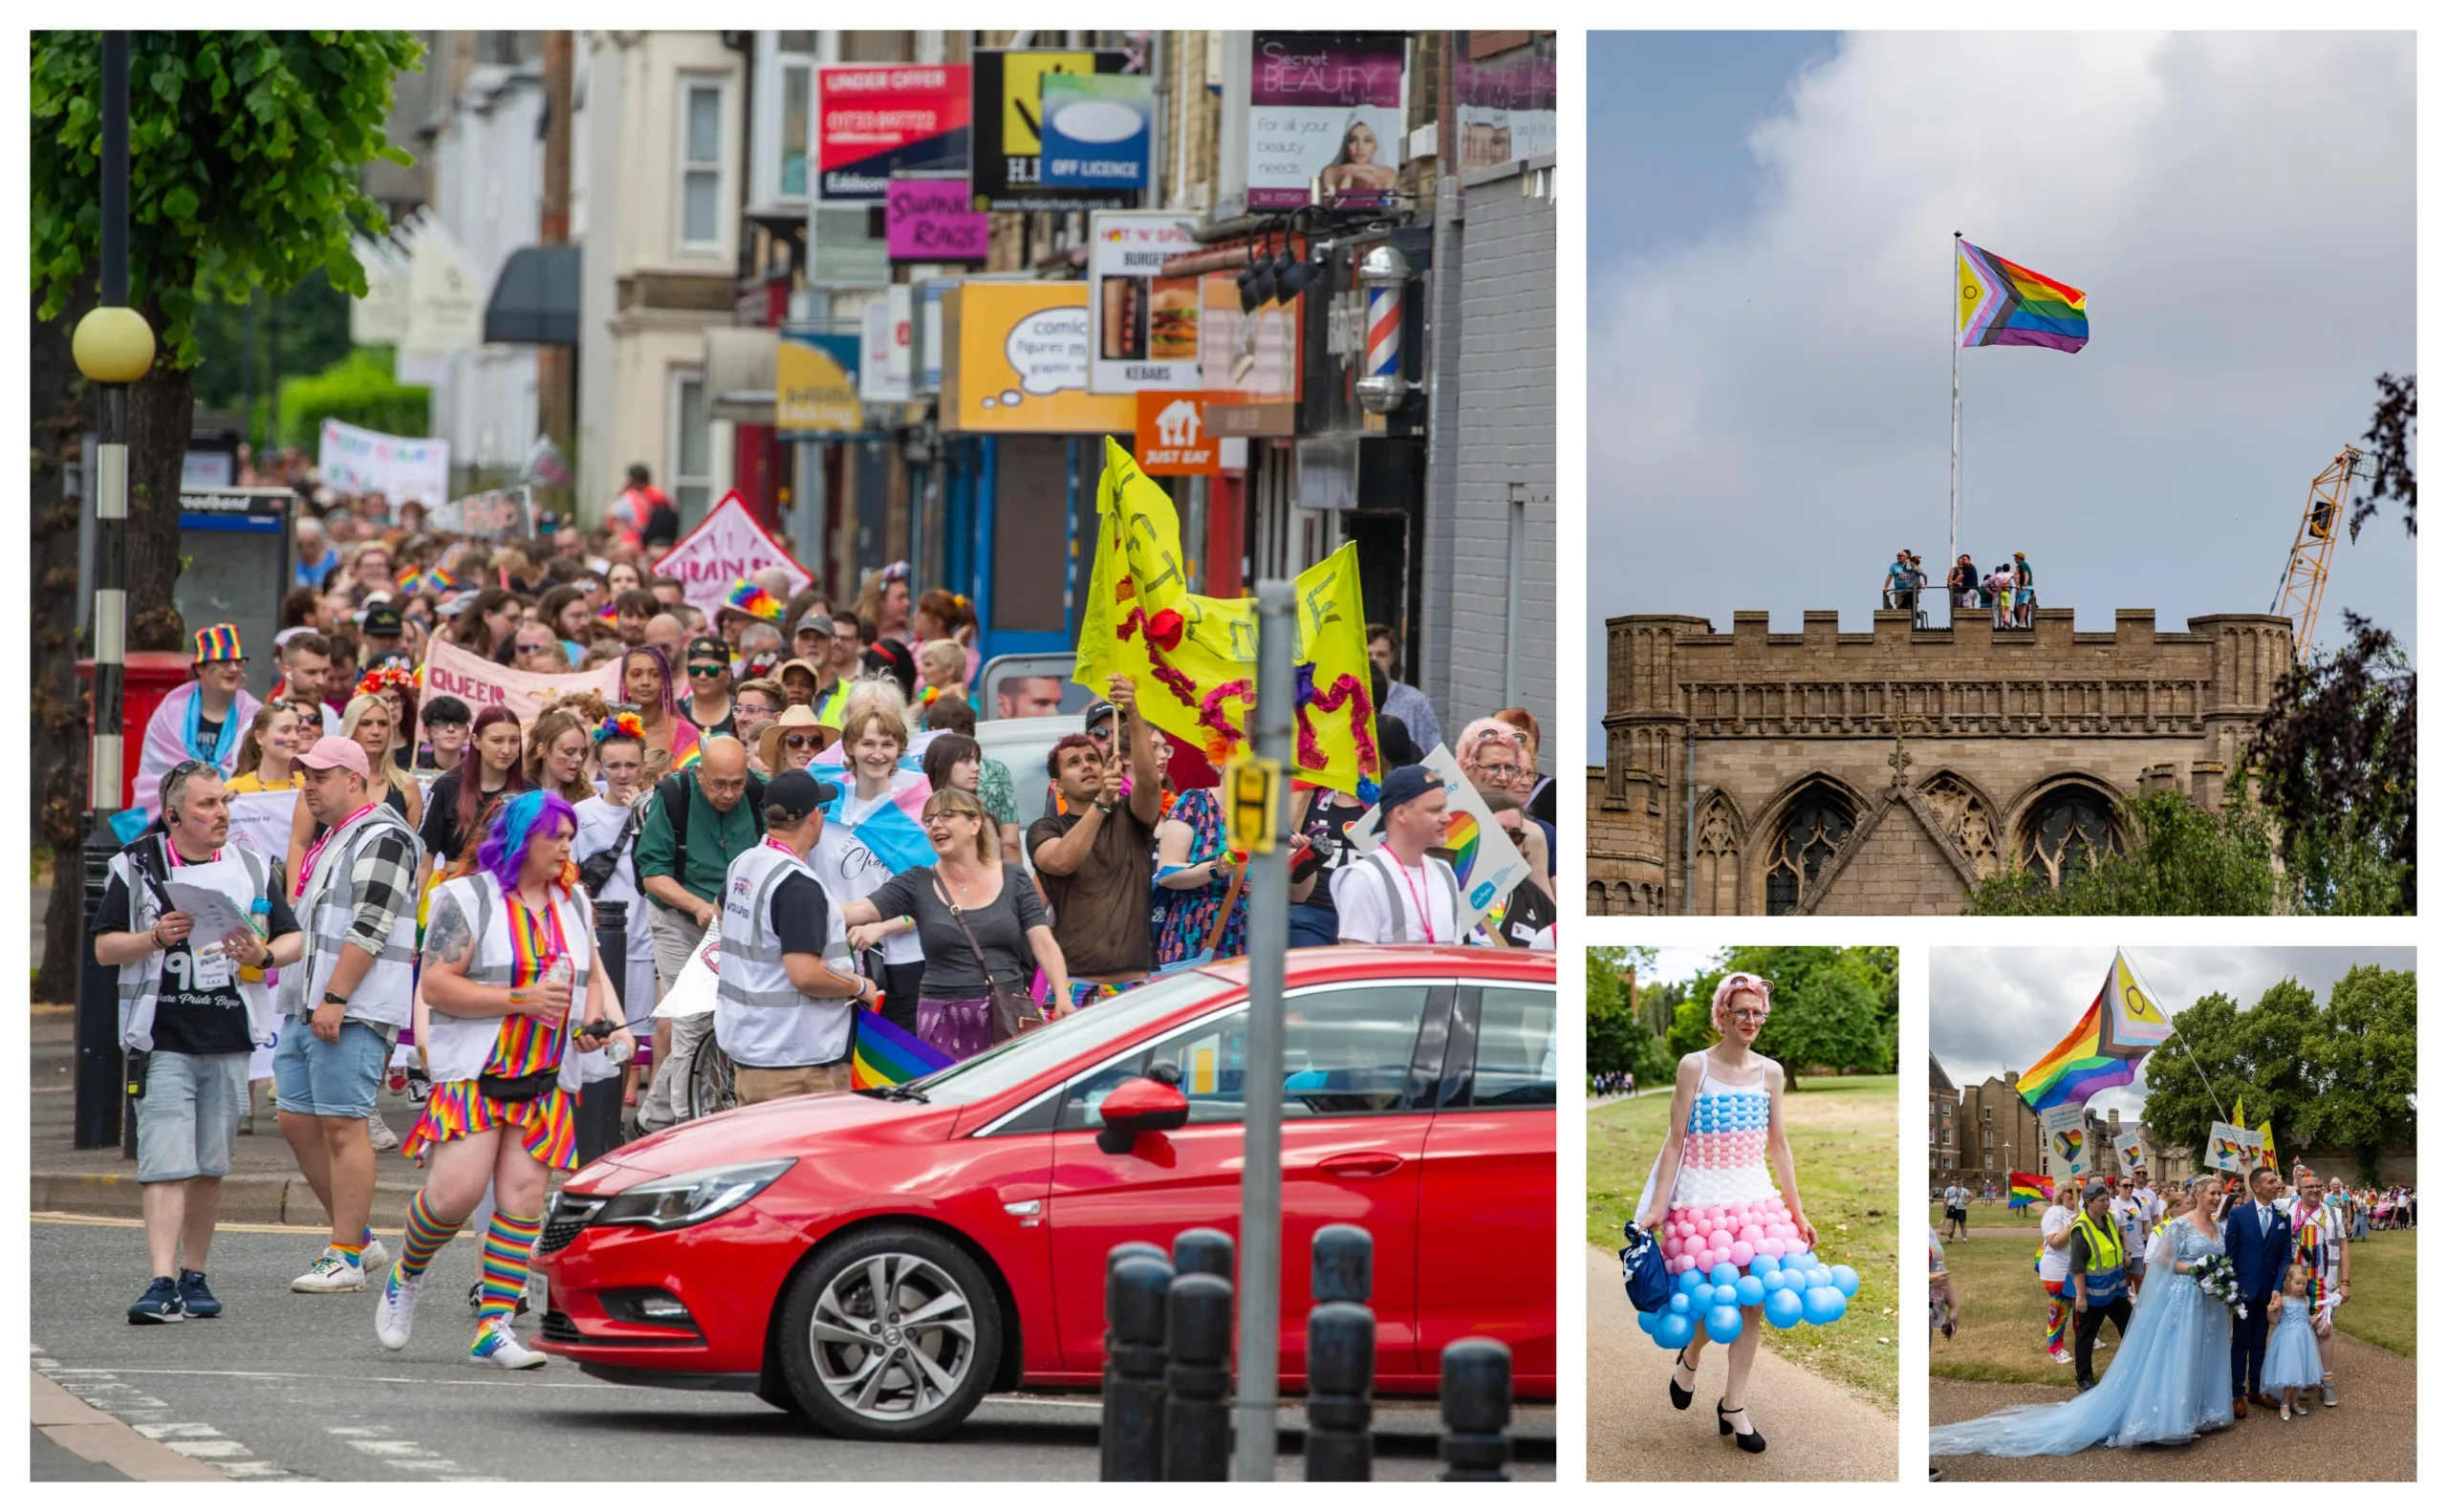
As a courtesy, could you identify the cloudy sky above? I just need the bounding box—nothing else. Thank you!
[1929,945,2416,1121]
[1585,32,2416,759]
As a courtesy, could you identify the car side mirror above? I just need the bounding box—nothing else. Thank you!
[1096,1074,1190,1156]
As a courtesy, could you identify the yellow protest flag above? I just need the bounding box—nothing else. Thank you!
[2257,1120,2278,1171]
[1073,438,1383,795]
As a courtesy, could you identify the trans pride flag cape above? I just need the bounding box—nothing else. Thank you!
[816,767,937,875]
[850,1005,955,1090]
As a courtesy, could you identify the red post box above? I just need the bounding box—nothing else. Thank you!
[76,651,198,811]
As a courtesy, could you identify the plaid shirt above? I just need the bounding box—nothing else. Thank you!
[342,825,419,958]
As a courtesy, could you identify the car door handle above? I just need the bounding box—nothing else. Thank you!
[1317,1152,1406,1178]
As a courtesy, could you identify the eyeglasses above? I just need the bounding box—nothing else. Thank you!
[783,734,824,751]
[1474,760,1526,780]
[517,641,553,655]
[1724,1005,1770,1024]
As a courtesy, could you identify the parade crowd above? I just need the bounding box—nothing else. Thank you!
[99,468,1557,1365]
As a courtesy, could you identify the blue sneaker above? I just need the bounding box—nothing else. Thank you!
[176,1270,222,1319]
[128,1276,184,1325]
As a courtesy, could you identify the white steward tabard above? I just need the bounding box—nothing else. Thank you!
[109,835,280,1052]
[279,803,422,1028]
[715,841,855,1069]
[422,872,596,1091]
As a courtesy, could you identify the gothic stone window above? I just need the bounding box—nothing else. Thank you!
[2023,785,2120,890]
[1763,783,1853,915]
[1920,774,2000,874]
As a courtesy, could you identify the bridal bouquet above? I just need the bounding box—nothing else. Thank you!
[2194,1255,2248,1319]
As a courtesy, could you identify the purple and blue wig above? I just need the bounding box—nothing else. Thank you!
[478,788,579,896]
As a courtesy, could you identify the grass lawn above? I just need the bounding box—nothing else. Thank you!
[1589,1073,1897,1406]
[1930,1221,2417,1384]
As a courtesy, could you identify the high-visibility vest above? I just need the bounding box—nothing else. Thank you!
[2073,1212,2127,1304]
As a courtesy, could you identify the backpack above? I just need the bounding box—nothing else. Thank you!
[654,769,767,897]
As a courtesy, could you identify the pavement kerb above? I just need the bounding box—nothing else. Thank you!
[32,1370,227,1480]
[32,1172,424,1228]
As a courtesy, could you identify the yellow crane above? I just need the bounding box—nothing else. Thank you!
[2268,444,2374,659]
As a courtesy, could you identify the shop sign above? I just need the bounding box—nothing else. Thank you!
[1039,74,1153,190]
[861,287,914,405]
[816,64,970,202]
[1135,392,1220,475]
[1455,36,1556,171]
[1089,211,1203,394]
[1196,271,1301,436]
[942,282,1138,435]
[777,326,862,436]
[886,174,989,262]
[969,48,1137,211]
[1247,32,1408,210]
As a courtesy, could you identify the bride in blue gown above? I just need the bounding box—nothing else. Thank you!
[1932,1175,2236,1457]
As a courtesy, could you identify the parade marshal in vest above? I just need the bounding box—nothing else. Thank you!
[2067,1181,2135,1392]
[715,769,883,1108]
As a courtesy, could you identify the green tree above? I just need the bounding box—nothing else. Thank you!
[1686,946,1895,1091]
[2302,965,2417,1181]
[1638,978,1688,1038]
[1964,788,2281,916]
[28,30,422,1001]
[265,346,428,449]
[184,265,355,431]
[2141,983,2327,1168]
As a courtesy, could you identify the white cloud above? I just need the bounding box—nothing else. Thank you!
[1589,32,2415,710]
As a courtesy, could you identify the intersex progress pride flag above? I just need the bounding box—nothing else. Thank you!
[1957,240,2090,354]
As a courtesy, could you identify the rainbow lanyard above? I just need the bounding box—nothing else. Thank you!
[2292,1207,2328,1309]
[508,891,567,987]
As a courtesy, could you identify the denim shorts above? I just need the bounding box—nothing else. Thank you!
[137,1050,250,1183]
[271,1016,392,1118]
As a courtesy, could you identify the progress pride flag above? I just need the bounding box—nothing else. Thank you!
[653,492,814,621]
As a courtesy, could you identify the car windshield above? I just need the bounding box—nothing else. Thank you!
[891,970,1232,1105]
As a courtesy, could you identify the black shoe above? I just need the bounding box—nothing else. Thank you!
[1668,1345,1698,1411]
[1718,1398,1765,1454]
[175,1270,222,1319]
[2076,1379,2095,1393]
[128,1276,184,1325]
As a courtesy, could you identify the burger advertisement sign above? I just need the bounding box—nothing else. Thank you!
[1087,210,1203,394]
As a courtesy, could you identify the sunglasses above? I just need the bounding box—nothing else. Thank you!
[517,641,554,654]
[688,664,727,678]
[783,734,824,751]
[1088,726,1115,743]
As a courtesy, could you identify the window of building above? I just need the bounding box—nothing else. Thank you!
[680,79,725,250]
[1763,783,1852,915]
[781,60,812,197]
[2023,785,2120,890]
[1983,1152,1995,1171]
[669,370,711,525]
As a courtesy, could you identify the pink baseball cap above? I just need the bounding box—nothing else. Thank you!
[294,735,372,781]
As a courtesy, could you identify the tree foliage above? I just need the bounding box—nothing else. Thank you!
[265,346,428,448]
[1964,788,2282,916]
[2245,614,2415,915]
[1683,945,1898,1091]
[1585,947,1675,1089]
[2141,966,2417,1186]
[2348,373,2415,542]
[185,265,354,425]
[31,31,423,367]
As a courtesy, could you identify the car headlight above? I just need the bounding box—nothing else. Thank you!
[589,1159,795,1231]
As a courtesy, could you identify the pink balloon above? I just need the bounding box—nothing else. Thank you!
[1759,1238,1786,1259]
[1677,1221,1696,1240]
[1708,1229,1734,1253]
[1711,1247,1732,1269]
[1729,1241,1755,1267]
[1740,1224,1765,1245]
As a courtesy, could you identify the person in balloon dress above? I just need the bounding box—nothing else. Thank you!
[1929,1173,2236,1458]
[1632,972,1853,1455]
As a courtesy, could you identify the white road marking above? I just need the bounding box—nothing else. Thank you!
[41,1365,305,1480]
[326,1423,488,1478]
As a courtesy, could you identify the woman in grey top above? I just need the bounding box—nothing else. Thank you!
[843,788,1072,1062]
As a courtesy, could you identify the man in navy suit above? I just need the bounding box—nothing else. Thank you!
[2223,1166,2293,1415]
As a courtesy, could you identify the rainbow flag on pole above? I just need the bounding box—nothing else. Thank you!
[1958,240,2089,354]
[850,1005,955,1090]
[2008,1171,2053,1209]
[2016,961,2155,1113]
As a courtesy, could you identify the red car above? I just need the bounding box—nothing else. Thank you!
[533,945,1556,1439]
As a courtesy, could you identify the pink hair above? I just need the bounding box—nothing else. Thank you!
[1710,972,1772,1034]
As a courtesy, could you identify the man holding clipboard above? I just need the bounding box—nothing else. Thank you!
[93,760,304,1324]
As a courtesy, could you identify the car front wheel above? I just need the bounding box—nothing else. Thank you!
[775,1224,1002,1440]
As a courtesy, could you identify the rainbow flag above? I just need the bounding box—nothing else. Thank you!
[669,724,704,771]
[2008,1171,2052,1209]
[2017,959,2156,1112]
[850,1005,954,1090]
[2100,948,2174,1050]
[1957,240,2089,354]
[398,566,458,597]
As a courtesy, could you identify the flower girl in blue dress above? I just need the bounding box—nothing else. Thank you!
[2263,1264,2324,1420]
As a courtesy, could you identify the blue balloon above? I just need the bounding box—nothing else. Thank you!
[1794,1251,1819,1271]
[1734,1275,1767,1307]
[1770,1267,1803,1292]
[1764,1286,1806,1329]
[1713,1284,1739,1308]
[1668,1290,1692,1315]
[1830,1264,1861,1299]
[1748,1254,1779,1279]
[1804,1266,1833,1291]
[1803,1285,1846,1326]
[1678,1266,1708,1296]
[1709,1263,1739,1286]
[1705,1304,1745,1342]
[1655,1309,1696,1350]
[1636,1305,1657,1335]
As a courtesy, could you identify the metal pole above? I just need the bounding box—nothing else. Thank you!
[1949,231,1961,576]
[1232,579,1295,1480]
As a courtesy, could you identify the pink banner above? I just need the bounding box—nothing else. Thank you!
[887,177,988,262]
[417,637,624,746]
[653,491,815,621]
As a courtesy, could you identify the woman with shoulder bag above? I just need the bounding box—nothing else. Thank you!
[840,788,1070,1063]
[374,791,635,1370]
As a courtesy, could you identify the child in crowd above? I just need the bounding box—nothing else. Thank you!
[2263,1263,2324,1420]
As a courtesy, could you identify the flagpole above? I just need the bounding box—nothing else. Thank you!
[1950,231,1962,574]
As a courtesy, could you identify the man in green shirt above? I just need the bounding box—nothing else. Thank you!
[635,737,763,1132]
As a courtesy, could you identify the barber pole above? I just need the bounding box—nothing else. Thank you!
[1353,244,1411,416]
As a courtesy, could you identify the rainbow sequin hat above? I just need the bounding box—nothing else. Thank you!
[190,623,245,663]
[720,578,785,623]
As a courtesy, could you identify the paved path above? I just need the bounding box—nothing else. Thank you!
[1586,1245,1896,1481]
[33,1218,1552,1481]
[1929,1331,2416,1480]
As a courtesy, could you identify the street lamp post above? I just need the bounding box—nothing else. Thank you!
[72,30,156,1150]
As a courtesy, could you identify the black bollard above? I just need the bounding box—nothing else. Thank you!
[1173,1226,1233,1281]
[1101,1248,1172,1481]
[574,898,630,1167]
[1311,1222,1372,1304]
[1437,1338,1513,1481]
[76,826,126,1153]
[1162,1272,1234,1480]
[1304,1301,1374,1480]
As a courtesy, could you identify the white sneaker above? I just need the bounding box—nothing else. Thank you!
[367,1114,401,1153]
[292,1248,366,1293]
[375,1264,424,1350]
[2322,1380,2338,1407]
[469,1315,547,1370]
[361,1232,390,1272]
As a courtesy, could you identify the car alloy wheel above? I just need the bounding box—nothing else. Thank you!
[778,1225,1001,1440]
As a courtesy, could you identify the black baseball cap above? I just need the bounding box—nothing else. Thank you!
[1084,700,1117,729]
[1378,764,1445,810]
[764,768,839,822]
[685,636,732,669]
[361,603,403,638]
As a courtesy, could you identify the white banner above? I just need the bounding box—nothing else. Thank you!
[654,924,721,1020]
[417,637,624,746]
[430,485,533,540]
[317,417,451,507]
[654,491,814,620]
[2206,1120,2263,1174]
[1347,743,1532,936]
[2043,1104,2090,1179]
[227,789,300,874]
